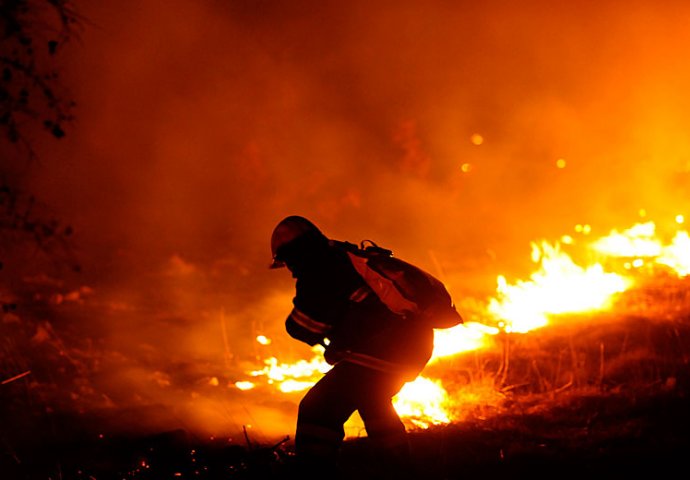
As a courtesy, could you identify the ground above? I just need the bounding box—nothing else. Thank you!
[3,365,689,479]
[3,282,690,479]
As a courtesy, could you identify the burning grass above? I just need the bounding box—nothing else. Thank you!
[343,299,690,479]
[3,219,690,478]
[3,294,690,479]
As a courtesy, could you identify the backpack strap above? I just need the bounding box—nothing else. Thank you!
[345,250,419,317]
[330,238,418,316]
[360,239,393,256]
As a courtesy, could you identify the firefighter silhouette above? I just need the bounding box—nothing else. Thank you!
[270,215,434,477]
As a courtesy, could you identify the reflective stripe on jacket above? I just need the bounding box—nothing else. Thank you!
[290,307,332,335]
[341,351,416,376]
[285,307,333,347]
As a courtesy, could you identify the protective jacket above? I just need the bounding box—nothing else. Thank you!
[283,233,433,380]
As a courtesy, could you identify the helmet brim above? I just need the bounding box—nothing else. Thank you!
[269,258,286,269]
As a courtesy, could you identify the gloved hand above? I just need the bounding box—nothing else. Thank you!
[323,347,344,366]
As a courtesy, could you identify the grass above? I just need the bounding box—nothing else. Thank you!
[2,279,690,479]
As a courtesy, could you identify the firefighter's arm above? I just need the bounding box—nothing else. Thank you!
[285,307,332,347]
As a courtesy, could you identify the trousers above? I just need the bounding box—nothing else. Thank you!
[294,360,414,477]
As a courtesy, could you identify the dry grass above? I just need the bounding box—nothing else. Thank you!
[2,280,690,479]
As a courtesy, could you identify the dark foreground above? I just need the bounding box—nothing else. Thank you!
[2,382,689,480]
[4,289,690,480]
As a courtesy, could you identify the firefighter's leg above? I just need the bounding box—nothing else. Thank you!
[359,381,416,478]
[295,363,359,476]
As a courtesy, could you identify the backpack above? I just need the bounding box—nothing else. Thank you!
[331,239,463,329]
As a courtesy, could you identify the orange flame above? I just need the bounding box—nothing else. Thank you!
[392,376,451,428]
[591,221,690,277]
[487,240,632,333]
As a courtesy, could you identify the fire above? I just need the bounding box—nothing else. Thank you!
[487,240,632,333]
[248,349,331,393]
[591,222,662,258]
[430,322,497,361]
[657,231,690,276]
[238,216,690,431]
[591,221,690,277]
[234,381,255,391]
[392,376,451,428]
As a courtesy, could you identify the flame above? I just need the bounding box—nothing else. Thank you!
[234,381,255,391]
[487,241,632,333]
[392,376,451,428]
[657,231,690,277]
[591,221,690,277]
[430,322,497,361]
[239,217,690,430]
[591,222,662,257]
[249,348,331,393]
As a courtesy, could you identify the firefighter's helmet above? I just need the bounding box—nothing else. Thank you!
[269,216,324,269]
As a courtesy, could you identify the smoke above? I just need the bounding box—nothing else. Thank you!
[11,0,690,438]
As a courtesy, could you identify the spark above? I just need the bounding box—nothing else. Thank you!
[575,224,592,234]
[470,133,484,145]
